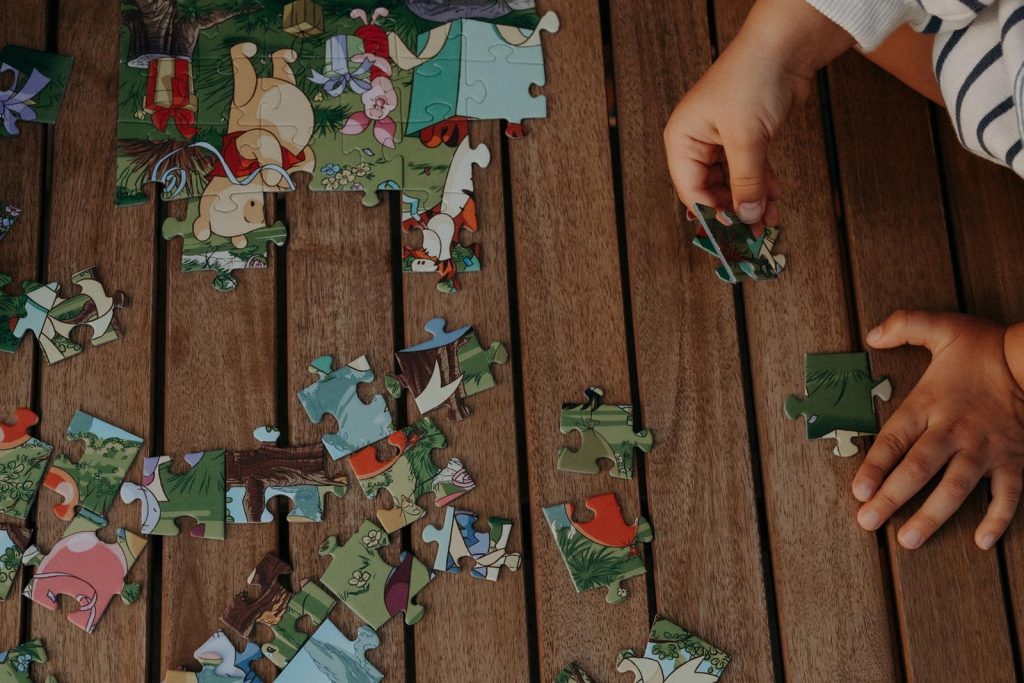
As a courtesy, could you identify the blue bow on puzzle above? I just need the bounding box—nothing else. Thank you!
[308,58,373,97]
[0,63,51,136]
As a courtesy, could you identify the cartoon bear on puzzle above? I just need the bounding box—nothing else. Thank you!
[195,42,315,249]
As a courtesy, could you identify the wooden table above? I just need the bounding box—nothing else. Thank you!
[2,1,1024,681]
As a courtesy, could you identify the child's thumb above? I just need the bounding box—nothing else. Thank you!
[724,136,769,224]
[866,310,956,351]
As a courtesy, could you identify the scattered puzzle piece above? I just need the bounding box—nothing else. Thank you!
[220,552,293,638]
[261,580,337,669]
[297,355,395,460]
[0,203,20,242]
[0,274,30,353]
[0,524,30,600]
[22,509,147,633]
[0,45,73,137]
[543,492,653,604]
[0,408,52,519]
[163,630,264,683]
[225,426,346,524]
[386,318,508,421]
[691,203,786,284]
[0,639,50,683]
[349,418,474,533]
[554,662,594,683]
[422,506,520,580]
[616,615,731,682]
[43,411,144,521]
[120,449,226,540]
[785,352,893,457]
[558,387,654,480]
[276,621,383,683]
[318,519,434,629]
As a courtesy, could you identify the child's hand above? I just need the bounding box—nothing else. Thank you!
[853,311,1024,550]
[663,0,853,226]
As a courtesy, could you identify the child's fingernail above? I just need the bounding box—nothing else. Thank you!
[859,509,881,531]
[853,480,876,501]
[980,533,996,550]
[737,201,764,224]
[899,528,922,549]
[866,326,883,344]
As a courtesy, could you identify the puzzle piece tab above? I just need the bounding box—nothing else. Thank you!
[785,352,893,457]
[0,524,31,600]
[43,411,144,521]
[558,387,654,480]
[163,630,264,683]
[691,203,786,284]
[0,407,52,519]
[225,426,346,524]
[617,615,731,682]
[22,509,147,633]
[277,621,383,683]
[422,506,521,580]
[0,639,51,683]
[120,449,226,539]
[0,45,73,137]
[318,519,434,630]
[297,355,395,460]
[349,418,474,533]
[543,492,653,604]
[386,318,508,421]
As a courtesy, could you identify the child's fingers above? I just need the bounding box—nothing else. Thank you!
[664,132,720,205]
[897,457,986,549]
[866,310,961,352]
[856,429,950,531]
[853,403,928,501]
[975,467,1023,549]
[721,133,769,224]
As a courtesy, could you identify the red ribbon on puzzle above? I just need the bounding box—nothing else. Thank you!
[144,57,196,140]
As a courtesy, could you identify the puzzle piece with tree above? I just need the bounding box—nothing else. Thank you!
[422,506,520,580]
[558,386,654,480]
[0,408,52,519]
[120,449,226,539]
[0,524,31,600]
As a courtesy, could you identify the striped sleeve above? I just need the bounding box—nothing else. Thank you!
[804,0,929,50]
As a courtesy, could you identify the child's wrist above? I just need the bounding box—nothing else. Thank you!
[1004,323,1024,393]
[738,0,855,80]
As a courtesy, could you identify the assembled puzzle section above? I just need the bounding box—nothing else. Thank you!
[224,426,346,524]
[691,203,786,283]
[558,387,654,480]
[785,352,893,457]
[119,448,226,539]
[0,639,55,683]
[386,317,508,421]
[43,411,144,521]
[22,509,147,634]
[0,524,31,600]
[276,621,384,683]
[0,45,73,137]
[616,615,731,682]
[297,355,395,460]
[0,203,20,242]
[162,630,264,683]
[318,519,434,629]
[348,417,475,533]
[543,492,653,604]
[422,505,520,580]
[0,407,52,519]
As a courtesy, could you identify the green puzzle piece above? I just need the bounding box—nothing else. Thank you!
[0,639,50,683]
[691,203,786,284]
[554,662,594,683]
[785,352,893,457]
[0,45,73,137]
[0,524,30,601]
[261,581,337,669]
[617,615,731,681]
[318,520,433,630]
[0,408,52,519]
[558,387,654,479]
[120,449,226,540]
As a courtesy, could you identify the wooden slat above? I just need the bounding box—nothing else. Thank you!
[284,187,405,679]
[826,53,1016,681]
[507,1,649,678]
[406,121,531,680]
[935,117,1024,658]
[29,0,154,679]
[712,2,901,678]
[610,1,776,679]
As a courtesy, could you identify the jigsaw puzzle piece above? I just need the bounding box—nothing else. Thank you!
[0,639,51,682]
[0,203,21,242]
[349,418,474,533]
[297,355,395,460]
[0,524,31,600]
[553,662,594,683]
[690,203,786,284]
[261,580,337,669]
[0,274,32,354]
[784,352,892,458]
[224,427,346,524]
[422,506,521,580]
[43,411,144,521]
[21,509,147,633]
[558,387,654,480]
[163,630,264,683]
[0,407,52,519]
[543,492,653,604]
[276,621,383,683]
[318,520,434,630]
[0,45,73,137]
[616,614,731,682]
[220,552,293,638]
[120,449,226,540]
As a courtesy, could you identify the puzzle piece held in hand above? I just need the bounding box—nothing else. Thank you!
[162,630,264,683]
[422,506,520,581]
[225,426,346,524]
[554,662,594,683]
[277,620,383,683]
[0,407,52,519]
[558,387,654,480]
[543,492,653,604]
[318,519,434,630]
[0,639,51,682]
[691,203,786,284]
[386,318,508,421]
[297,355,395,460]
[43,411,144,521]
[120,449,226,539]
[785,352,893,457]
[349,418,474,533]
[0,45,73,137]
[22,509,147,633]
[617,614,731,682]
[0,524,31,600]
